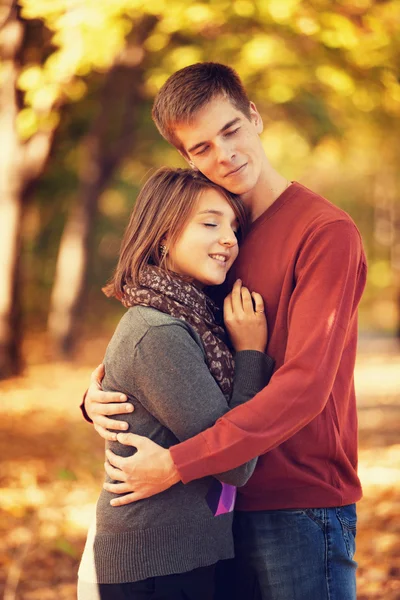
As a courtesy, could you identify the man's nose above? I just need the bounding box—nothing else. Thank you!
[216,141,235,164]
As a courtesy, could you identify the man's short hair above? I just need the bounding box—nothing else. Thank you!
[152,62,251,155]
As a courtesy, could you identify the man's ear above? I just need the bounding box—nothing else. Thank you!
[178,149,197,170]
[249,101,263,134]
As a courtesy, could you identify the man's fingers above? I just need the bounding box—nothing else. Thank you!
[93,424,117,441]
[92,414,129,431]
[105,449,127,470]
[116,432,147,448]
[92,400,133,416]
[90,364,105,389]
[103,481,132,494]
[252,292,265,316]
[110,492,145,506]
[104,460,127,482]
[90,390,129,405]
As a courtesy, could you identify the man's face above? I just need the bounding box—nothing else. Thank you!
[174,96,265,198]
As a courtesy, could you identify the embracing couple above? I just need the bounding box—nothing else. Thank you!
[77,62,367,600]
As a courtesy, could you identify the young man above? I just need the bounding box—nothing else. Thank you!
[83,63,367,600]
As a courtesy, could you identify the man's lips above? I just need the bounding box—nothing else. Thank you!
[224,163,247,178]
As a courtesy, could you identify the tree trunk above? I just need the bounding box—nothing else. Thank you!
[48,64,144,356]
[0,3,25,378]
[0,4,58,378]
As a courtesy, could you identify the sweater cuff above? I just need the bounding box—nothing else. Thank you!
[232,351,275,404]
[80,390,93,424]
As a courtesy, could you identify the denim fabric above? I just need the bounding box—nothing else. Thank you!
[232,504,357,600]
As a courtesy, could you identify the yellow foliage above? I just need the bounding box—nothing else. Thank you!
[319,12,359,49]
[267,83,295,104]
[316,65,355,96]
[144,33,170,53]
[240,35,287,68]
[233,0,255,18]
[370,261,394,289]
[31,84,60,112]
[185,3,214,25]
[352,88,380,112]
[295,16,320,36]
[18,65,44,91]
[166,46,204,72]
[266,0,301,22]
[16,108,39,140]
[63,79,87,102]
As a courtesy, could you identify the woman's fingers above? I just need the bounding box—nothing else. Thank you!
[252,292,265,316]
[241,285,254,314]
[231,279,244,315]
[223,293,233,321]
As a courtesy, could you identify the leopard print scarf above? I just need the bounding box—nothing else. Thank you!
[121,266,234,399]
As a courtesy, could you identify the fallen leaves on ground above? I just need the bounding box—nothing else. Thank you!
[0,336,399,599]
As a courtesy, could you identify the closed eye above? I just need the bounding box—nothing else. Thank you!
[195,146,208,156]
[224,127,240,137]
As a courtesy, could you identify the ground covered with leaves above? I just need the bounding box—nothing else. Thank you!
[1,336,399,599]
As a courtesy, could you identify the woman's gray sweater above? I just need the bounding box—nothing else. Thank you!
[79,306,274,584]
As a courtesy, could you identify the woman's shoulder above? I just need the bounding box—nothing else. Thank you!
[115,305,202,348]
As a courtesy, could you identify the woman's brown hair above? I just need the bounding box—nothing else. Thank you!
[103,167,248,299]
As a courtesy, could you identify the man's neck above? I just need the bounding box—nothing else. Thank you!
[242,163,290,223]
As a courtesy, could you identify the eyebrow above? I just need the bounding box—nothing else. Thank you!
[197,210,223,216]
[197,209,239,222]
[187,118,242,154]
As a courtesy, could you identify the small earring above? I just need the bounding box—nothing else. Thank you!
[160,244,167,257]
[189,161,196,169]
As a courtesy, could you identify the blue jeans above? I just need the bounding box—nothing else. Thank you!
[232,505,357,600]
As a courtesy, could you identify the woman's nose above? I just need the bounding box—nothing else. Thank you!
[219,233,237,247]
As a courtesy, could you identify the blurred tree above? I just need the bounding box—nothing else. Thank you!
[48,17,157,356]
[0,2,56,378]
[1,0,399,375]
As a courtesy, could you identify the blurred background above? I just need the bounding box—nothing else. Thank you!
[0,0,399,598]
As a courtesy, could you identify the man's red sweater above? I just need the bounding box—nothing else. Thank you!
[170,182,367,511]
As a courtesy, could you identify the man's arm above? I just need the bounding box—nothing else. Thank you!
[102,320,272,504]
[171,220,367,481]
[106,220,366,500]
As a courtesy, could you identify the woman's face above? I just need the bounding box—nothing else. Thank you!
[166,188,239,288]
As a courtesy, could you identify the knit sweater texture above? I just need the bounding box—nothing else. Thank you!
[78,306,273,584]
[170,182,368,511]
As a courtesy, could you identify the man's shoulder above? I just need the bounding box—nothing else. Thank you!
[292,182,355,226]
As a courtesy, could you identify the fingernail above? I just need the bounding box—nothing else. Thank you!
[122,423,129,430]
[120,394,127,401]
[111,433,117,441]
[125,404,133,412]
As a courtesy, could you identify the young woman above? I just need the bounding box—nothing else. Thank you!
[78,167,273,600]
